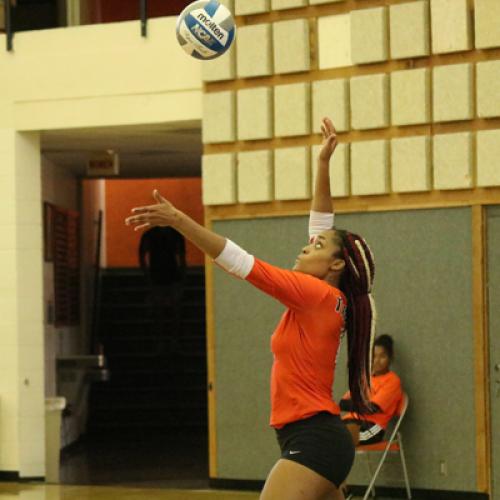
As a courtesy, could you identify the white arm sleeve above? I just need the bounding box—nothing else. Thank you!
[309,210,335,241]
[214,239,255,279]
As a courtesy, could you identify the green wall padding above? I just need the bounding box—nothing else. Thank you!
[487,206,500,500]
[213,207,475,491]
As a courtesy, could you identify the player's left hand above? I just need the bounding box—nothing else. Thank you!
[125,190,179,231]
[319,117,338,162]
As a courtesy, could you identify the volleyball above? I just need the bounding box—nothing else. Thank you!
[176,0,236,60]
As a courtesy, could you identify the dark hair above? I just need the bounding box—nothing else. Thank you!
[374,334,394,360]
[333,229,376,415]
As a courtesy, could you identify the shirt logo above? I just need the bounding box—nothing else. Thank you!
[289,450,301,455]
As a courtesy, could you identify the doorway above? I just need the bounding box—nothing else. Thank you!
[41,122,208,488]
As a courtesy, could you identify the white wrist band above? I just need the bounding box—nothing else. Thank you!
[214,239,255,279]
[309,210,335,240]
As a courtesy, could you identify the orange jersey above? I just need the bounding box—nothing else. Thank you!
[342,371,402,429]
[246,258,347,429]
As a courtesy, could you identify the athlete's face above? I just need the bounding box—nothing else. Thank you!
[293,229,345,279]
[372,346,391,376]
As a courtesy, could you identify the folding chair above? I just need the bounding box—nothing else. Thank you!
[355,392,411,500]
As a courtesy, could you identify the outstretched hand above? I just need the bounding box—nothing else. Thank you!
[125,190,179,231]
[319,117,338,162]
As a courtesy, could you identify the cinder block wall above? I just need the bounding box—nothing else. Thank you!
[201,0,500,204]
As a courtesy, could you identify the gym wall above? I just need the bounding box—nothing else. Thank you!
[0,17,201,132]
[202,0,500,204]
[213,207,475,491]
[202,0,500,495]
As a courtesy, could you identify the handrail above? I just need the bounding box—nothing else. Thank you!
[5,0,14,51]
[140,0,148,37]
[3,1,148,51]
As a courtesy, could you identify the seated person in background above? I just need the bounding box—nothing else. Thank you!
[340,334,403,447]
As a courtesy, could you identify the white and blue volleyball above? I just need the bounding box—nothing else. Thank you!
[176,0,235,60]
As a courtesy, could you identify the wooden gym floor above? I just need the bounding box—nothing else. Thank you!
[0,483,260,499]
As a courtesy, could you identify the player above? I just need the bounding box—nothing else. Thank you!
[125,118,376,500]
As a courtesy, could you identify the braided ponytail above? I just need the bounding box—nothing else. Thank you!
[334,229,377,415]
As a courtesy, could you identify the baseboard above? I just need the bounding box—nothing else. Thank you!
[209,478,489,499]
[209,478,264,491]
[349,485,488,499]
[0,471,19,482]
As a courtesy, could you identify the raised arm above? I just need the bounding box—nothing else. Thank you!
[311,117,338,214]
[309,118,338,241]
[125,191,331,311]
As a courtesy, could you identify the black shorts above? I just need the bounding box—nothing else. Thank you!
[343,418,385,445]
[275,412,355,488]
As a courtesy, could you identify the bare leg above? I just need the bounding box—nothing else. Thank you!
[260,459,344,500]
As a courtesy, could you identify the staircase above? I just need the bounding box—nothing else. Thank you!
[87,267,207,437]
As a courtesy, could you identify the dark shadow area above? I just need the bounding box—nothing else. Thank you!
[60,265,208,488]
[60,431,208,489]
